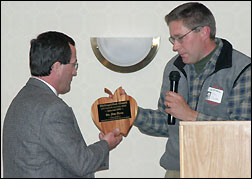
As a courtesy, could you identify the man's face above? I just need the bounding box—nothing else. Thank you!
[169,20,204,64]
[57,44,77,94]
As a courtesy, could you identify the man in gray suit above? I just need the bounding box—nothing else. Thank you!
[3,31,123,178]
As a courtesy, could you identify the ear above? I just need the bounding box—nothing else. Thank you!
[51,61,61,71]
[201,26,211,40]
[50,61,63,77]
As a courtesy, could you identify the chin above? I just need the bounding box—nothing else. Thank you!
[65,88,71,94]
[182,57,194,64]
[182,58,189,64]
[59,87,71,95]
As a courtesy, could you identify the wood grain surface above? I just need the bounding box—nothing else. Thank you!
[179,121,251,178]
[91,87,138,137]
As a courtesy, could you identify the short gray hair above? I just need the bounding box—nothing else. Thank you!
[165,2,216,40]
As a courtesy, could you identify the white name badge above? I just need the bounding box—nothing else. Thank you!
[206,87,223,104]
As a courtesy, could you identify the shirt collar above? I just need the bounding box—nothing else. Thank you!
[174,38,233,78]
[31,76,58,96]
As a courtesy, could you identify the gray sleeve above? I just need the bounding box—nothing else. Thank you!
[40,102,110,177]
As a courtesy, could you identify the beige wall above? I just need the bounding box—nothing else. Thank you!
[1,1,251,178]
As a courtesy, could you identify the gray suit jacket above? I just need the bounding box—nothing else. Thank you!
[3,78,109,178]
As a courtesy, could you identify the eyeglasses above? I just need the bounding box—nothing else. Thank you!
[69,62,78,70]
[169,26,202,45]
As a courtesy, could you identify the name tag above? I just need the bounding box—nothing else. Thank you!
[206,87,223,104]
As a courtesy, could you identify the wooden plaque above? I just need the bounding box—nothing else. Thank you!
[91,87,138,137]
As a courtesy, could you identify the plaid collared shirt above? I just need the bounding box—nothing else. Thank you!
[193,39,251,121]
[134,39,251,137]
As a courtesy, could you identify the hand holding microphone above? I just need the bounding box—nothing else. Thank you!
[167,71,181,125]
[165,71,198,123]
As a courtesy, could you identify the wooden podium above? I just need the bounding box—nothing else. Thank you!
[179,121,251,178]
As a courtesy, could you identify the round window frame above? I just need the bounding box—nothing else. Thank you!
[90,37,160,73]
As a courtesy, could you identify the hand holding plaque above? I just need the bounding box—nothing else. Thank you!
[91,87,138,137]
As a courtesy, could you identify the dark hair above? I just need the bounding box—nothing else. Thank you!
[29,31,75,76]
[165,2,216,40]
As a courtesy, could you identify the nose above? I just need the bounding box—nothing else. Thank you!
[72,68,77,76]
[172,40,180,52]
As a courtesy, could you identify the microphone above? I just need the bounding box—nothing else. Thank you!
[167,71,181,125]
